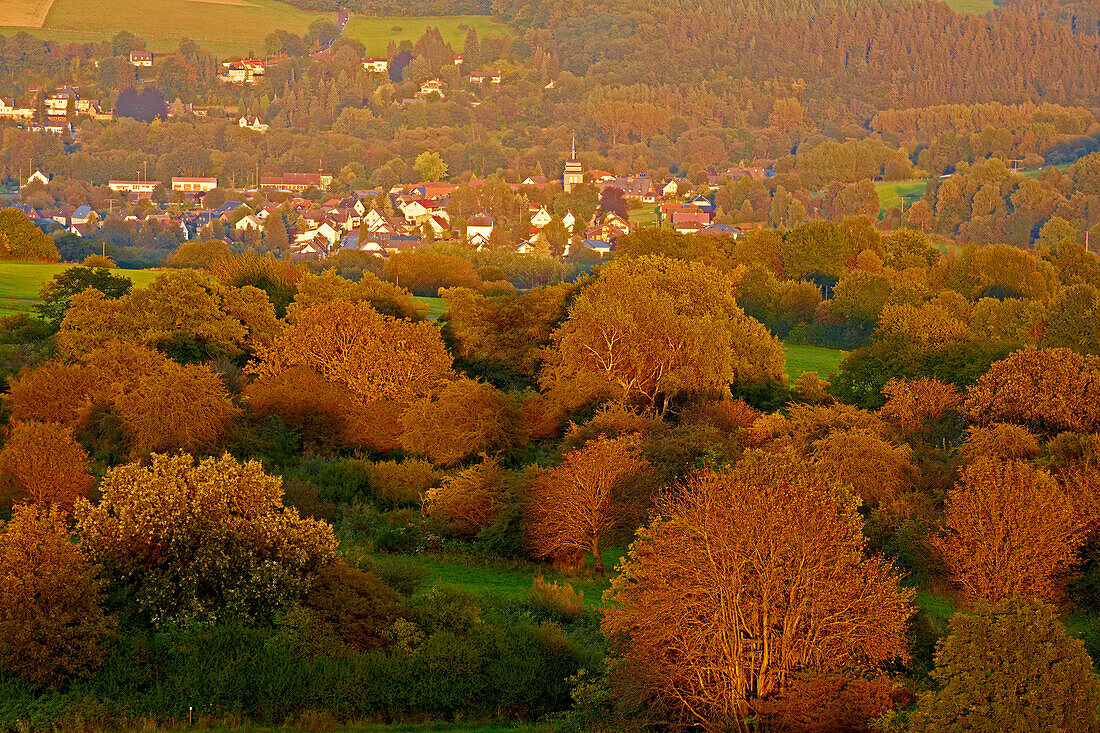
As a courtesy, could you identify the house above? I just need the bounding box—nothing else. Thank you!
[24,170,51,188]
[129,51,153,67]
[585,214,631,243]
[238,115,269,133]
[515,241,536,255]
[669,207,712,226]
[466,212,495,242]
[452,54,463,65]
[522,175,548,187]
[35,117,72,136]
[562,211,577,230]
[530,206,553,229]
[259,173,333,192]
[68,222,96,238]
[468,71,502,85]
[71,205,95,225]
[52,205,76,226]
[218,60,264,84]
[662,178,691,198]
[418,79,445,99]
[108,180,158,194]
[362,57,389,73]
[582,240,613,256]
[11,204,39,219]
[699,223,739,238]
[76,99,101,115]
[44,88,77,114]
[673,220,705,235]
[689,195,716,213]
[0,98,16,116]
[172,177,218,193]
[614,175,657,202]
[234,214,263,232]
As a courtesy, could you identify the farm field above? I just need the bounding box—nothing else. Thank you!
[782,342,845,380]
[0,0,504,58]
[941,0,998,13]
[0,261,162,317]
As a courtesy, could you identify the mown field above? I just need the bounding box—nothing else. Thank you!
[0,0,504,57]
[782,342,845,380]
[0,261,163,317]
[941,0,998,13]
[875,178,929,216]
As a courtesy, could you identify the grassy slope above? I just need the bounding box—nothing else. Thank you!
[0,0,503,57]
[875,179,929,217]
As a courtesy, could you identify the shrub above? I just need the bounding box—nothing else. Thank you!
[303,560,410,652]
[422,459,507,537]
[960,423,1042,462]
[757,674,905,733]
[400,378,523,467]
[680,398,761,434]
[365,458,440,506]
[76,453,338,626]
[81,254,115,268]
[529,575,585,621]
[562,401,666,451]
[0,421,94,511]
[0,504,115,688]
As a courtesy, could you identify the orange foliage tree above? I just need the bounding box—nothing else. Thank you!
[288,269,425,321]
[963,347,1100,433]
[542,255,785,413]
[879,377,963,435]
[527,436,653,573]
[3,360,100,429]
[400,378,522,466]
[603,450,913,726]
[0,421,94,510]
[934,457,1087,603]
[76,453,338,626]
[959,423,1042,462]
[0,504,115,688]
[810,428,916,513]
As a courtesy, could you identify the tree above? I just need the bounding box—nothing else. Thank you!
[809,428,916,513]
[934,458,1086,604]
[253,297,451,406]
[0,422,94,511]
[907,597,1100,733]
[963,347,1100,434]
[603,450,913,726]
[0,208,59,262]
[422,459,507,537]
[414,150,448,182]
[36,265,132,327]
[0,504,115,688]
[542,256,786,413]
[878,377,962,435]
[528,435,653,573]
[598,186,629,218]
[400,378,521,467]
[75,453,338,626]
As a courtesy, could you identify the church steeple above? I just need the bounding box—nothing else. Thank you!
[564,132,583,193]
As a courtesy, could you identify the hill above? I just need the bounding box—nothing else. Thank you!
[0,0,503,57]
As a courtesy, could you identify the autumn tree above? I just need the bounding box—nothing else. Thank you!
[935,457,1086,603]
[963,347,1100,433]
[809,428,916,514]
[76,453,338,626]
[542,256,785,413]
[603,450,913,726]
[0,504,115,688]
[289,269,424,321]
[0,421,94,510]
[0,208,59,262]
[528,436,653,573]
[382,249,482,296]
[878,377,963,435]
[414,150,448,182]
[907,597,1100,733]
[400,378,522,467]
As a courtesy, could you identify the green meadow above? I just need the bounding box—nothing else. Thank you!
[0,261,163,317]
[782,342,845,380]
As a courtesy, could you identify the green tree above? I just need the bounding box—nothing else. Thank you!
[37,266,133,327]
[414,150,448,182]
[907,597,1100,733]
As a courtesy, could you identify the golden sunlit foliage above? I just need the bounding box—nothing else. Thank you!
[252,299,453,407]
[76,453,338,625]
[562,402,666,452]
[364,459,441,506]
[810,428,916,513]
[960,423,1042,462]
[963,347,1100,433]
[58,270,279,359]
[877,302,973,346]
[4,361,100,430]
[0,421,94,511]
[542,256,785,413]
[879,377,963,435]
[680,398,762,435]
[244,366,354,453]
[747,403,891,452]
[528,436,652,573]
[0,504,115,688]
[288,269,425,321]
[603,450,913,725]
[935,458,1086,604]
[400,378,522,467]
[422,459,507,537]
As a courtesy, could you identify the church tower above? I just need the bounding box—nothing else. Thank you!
[563,134,583,193]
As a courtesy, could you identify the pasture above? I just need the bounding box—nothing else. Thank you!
[0,261,162,317]
[782,342,845,380]
[0,0,504,58]
[875,178,928,217]
[941,0,999,13]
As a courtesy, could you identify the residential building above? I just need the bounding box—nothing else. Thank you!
[238,115,269,133]
[259,173,334,192]
[362,57,389,73]
[108,180,158,194]
[172,177,218,193]
[129,51,153,67]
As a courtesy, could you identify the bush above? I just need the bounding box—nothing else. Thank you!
[401,378,523,467]
[81,254,115,268]
[422,459,506,537]
[303,560,411,652]
[757,673,905,733]
[365,458,441,506]
[0,421,95,511]
[529,575,585,621]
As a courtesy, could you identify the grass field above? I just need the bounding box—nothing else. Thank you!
[941,0,999,13]
[415,295,446,320]
[782,342,845,380]
[875,178,929,217]
[0,261,162,317]
[0,0,504,57]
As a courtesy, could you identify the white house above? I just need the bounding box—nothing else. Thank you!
[235,214,263,231]
[238,115,269,133]
[129,51,153,67]
[530,206,553,229]
[362,57,389,73]
[466,212,495,242]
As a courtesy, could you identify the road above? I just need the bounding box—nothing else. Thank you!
[311,5,350,59]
